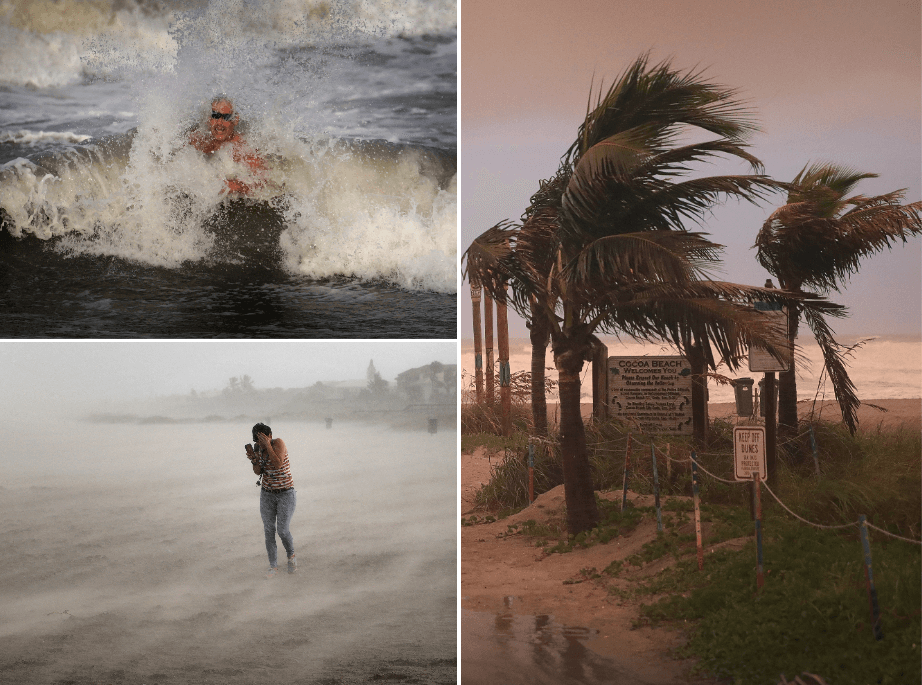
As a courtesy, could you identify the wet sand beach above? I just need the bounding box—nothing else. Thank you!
[1,420,456,685]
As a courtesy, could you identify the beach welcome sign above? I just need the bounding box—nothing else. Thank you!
[608,356,693,434]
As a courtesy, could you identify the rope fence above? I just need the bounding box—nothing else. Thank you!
[864,521,922,546]
[587,432,920,644]
[517,426,920,644]
[638,439,921,544]
[522,429,921,548]
[760,481,860,531]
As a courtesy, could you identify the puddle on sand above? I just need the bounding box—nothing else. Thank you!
[461,605,666,685]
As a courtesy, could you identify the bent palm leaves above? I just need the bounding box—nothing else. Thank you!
[466,55,811,535]
[756,162,922,433]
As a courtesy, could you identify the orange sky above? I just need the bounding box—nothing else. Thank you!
[461,0,920,128]
[459,0,922,339]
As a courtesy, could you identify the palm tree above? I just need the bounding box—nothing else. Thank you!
[756,163,922,435]
[464,55,838,535]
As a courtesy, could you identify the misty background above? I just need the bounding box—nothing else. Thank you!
[1,340,457,422]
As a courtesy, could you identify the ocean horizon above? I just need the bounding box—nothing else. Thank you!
[461,333,922,403]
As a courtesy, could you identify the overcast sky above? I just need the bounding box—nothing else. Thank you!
[0,341,456,418]
[460,0,921,339]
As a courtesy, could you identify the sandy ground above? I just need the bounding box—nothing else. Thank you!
[542,398,922,433]
[461,398,920,684]
[1,421,456,685]
[708,397,922,434]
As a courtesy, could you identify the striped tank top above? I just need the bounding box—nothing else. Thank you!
[258,443,294,491]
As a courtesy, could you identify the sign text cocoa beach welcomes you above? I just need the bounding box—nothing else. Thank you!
[608,356,693,435]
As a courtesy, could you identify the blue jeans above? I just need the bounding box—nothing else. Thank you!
[260,488,296,568]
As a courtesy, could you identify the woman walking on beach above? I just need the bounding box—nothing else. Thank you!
[245,423,297,578]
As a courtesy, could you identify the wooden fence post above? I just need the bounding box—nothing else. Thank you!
[809,425,820,477]
[621,432,633,512]
[651,442,662,532]
[666,442,672,485]
[691,450,703,570]
[528,440,535,504]
[858,515,884,640]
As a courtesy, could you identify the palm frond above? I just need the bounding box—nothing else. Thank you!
[461,220,518,298]
[632,138,766,177]
[565,53,759,166]
[563,231,723,293]
[801,305,861,434]
[789,162,877,205]
[756,165,922,292]
[621,174,780,229]
[582,280,839,372]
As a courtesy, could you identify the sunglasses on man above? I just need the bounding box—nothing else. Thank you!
[211,110,234,120]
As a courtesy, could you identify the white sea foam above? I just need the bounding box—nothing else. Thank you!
[0,0,457,292]
[0,129,92,145]
[0,0,457,88]
[0,127,456,289]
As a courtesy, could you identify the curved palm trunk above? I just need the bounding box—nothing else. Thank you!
[554,339,600,537]
[529,311,550,437]
[777,305,800,443]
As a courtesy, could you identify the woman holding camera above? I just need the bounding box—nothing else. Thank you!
[245,423,296,578]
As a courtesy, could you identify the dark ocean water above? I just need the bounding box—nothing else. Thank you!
[0,0,456,338]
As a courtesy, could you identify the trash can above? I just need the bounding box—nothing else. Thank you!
[428,418,438,434]
[325,417,333,429]
[733,378,754,416]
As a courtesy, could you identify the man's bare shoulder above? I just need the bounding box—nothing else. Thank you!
[189,130,208,151]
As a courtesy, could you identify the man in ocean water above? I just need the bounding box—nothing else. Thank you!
[190,97,266,195]
[245,423,297,578]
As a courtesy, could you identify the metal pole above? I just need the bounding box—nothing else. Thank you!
[651,442,662,532]
[753,472,764,591]
[691,450,703,570]
[497,288,511,437]
[809,425,820,477]
[858,515,884,640]
[484,293,494,404]
[471,284,484,403]
[621,432,633,512]
[764,372,777,488]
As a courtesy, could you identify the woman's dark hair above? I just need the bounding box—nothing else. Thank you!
[252,423,271,441]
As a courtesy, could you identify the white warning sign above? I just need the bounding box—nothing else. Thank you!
[734,426,767,481]
[608,356,693,435]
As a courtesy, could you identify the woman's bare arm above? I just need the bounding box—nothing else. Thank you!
[257,434,287,470]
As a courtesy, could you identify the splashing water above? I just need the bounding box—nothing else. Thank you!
[0,0,456,336]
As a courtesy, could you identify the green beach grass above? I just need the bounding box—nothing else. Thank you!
[463,402,921,684]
